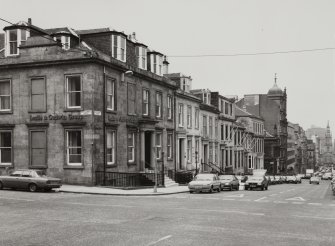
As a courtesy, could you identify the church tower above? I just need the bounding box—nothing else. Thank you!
[324,121,334,165]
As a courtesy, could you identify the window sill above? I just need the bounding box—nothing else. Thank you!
[30,166,47,169]
[167,158,173,161]
[106,110,117,114]
[106,164,117,168]
[63,165,84,170]
[0,110,13,114]
[28,110,47,113]
[64,108,83,112]
[127,162,136,166]
[0,164,13,167]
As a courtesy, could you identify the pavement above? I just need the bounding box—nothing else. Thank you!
[59,184,189,196]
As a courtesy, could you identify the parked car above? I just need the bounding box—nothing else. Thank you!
[0,169,62,192]
[265,176,271,185]
[322,173,332,180]
[295,175,302,184]
[309,176,320,185]
[286,176,298,184]
[235,175,248,184]
[188,173,221,193]
[274,176,283,184]
[218,175,239,191]
[269,176,277,185]
[245,176,269,190]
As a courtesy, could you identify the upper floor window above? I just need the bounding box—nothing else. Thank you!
[62,36,70,50]
[203,92,211,105]
[155,132,162,160]
[209,117,213,138]
[30,77,46,112]
[142,89,149,116]
[0,80,11,111]
[155,92,162,118]
[181,78,191,92]
[112,34,127,62]
[203,115,207,137]
[187,106,192,128]
[167,95,172,120]
[178,104,184,127]
[167,133,173,159]
[66,75,82,109]
[106,77,115,111]
[224,102,229,115]
[195,108,199,129]
[127,83,136,115]
[136,46,147,70]
[6,29,29,56]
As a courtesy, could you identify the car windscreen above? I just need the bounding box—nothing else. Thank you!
[194,175,213,181]
[219,175,233,181]
[34,170,47,177]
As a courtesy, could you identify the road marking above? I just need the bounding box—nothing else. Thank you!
[0,196,34,202]
[225,194,244,198]
[269,194,278,197]
[146,235,172,246]
[254,196,267,202]
[292,202,304,205]
[222,198,235,201]
[64,202,135,208]
[205,197,220,200]
[308,203,322,206]
[286,197,306,201]
[175,196,187,199]
[273,201,288,204]
[293,215,335,220]
[240,199,251,201]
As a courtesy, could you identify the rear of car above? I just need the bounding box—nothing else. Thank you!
[245,176,268,190]
[188,173,221,193]
[286,176,298,184]
[219,175,239,191]
[310,176,320,185]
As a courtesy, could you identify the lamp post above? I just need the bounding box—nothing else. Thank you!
[195,151,198,175]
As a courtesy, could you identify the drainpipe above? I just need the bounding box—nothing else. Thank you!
[103,66,106,185]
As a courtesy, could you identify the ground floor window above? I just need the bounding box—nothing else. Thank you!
[66,130,82,166]
[0,131,11,165]
[128,132,135,163]
[187,138,192,163]
[155,132,162,160]
[107,130,116,165]
[30,130,47,167]
[167,133,173,159]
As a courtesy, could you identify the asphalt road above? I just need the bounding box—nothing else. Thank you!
[1,179,335,246]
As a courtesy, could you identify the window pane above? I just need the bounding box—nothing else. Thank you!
[68,76,81,91]
[0,96,10,110]
[31,95,44,111]
[68,131,81,147]
[31,131,46,148]
[69,92,81,107]
[1,148,11,163]
[9,30,17,41]
[31,149,45,166]
[0,132,11,147]
[31,78,45,94]
[0,82,10,95]
[127,133,133,146]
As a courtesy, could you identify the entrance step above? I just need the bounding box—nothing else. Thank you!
[164,175,179,187]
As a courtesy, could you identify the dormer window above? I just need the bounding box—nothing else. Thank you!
[136,46,147,70]
[149,53,163,76]
[112,34,127,62]
[54,36,70,50]
[6,29,30,56]
[203,92,211,105]
[181,78,191,93]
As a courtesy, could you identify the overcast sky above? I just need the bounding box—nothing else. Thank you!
[1,0,334,139]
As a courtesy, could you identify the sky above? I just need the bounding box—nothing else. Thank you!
[1,0,335,138]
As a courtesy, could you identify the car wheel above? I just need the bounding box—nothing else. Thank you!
[261,185,264,191]
[265,185,268,190]
[217,186,221,192]
[229,185,233,191]
[236,185,239,191]
[44,188,52,192]
[0,181,3,190]
[28,183,37,192]
[189,191,193,194]
[209,186,213,193]
[309,182,311,184]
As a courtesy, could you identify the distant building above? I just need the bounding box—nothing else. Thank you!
[237,75,288,174]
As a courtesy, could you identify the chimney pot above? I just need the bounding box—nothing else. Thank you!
[28,18,32,25]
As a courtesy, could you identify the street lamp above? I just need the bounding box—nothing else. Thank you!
[195,151,198,175]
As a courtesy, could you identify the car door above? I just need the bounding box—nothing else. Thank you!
[4,171,23,188]
[19,170,33,189]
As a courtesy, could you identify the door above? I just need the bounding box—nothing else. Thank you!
[19,170,33,189]
[145,132,151,169]
[203,145,208,172]
[4,170,23,188]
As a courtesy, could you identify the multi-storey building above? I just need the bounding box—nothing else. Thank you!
[0,20,178,185]
[287,122,297,172]
[237,75,288,173]
[165,73,202,172]
[306,139,316,170]
[235,106,265,174]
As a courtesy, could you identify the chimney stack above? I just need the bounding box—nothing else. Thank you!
[28,18,32,25]
[163,56,169,75]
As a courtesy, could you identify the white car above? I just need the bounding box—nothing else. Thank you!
[188,173,221,193]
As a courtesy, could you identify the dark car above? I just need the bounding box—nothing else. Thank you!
[245,175,269,190]
[0,169,62,192]
[218,175,239,191]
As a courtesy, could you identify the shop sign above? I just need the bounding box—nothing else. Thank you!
[30,114,84,121]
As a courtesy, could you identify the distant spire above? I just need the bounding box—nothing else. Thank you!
[274,73,277,85]
[327,120,330,128]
